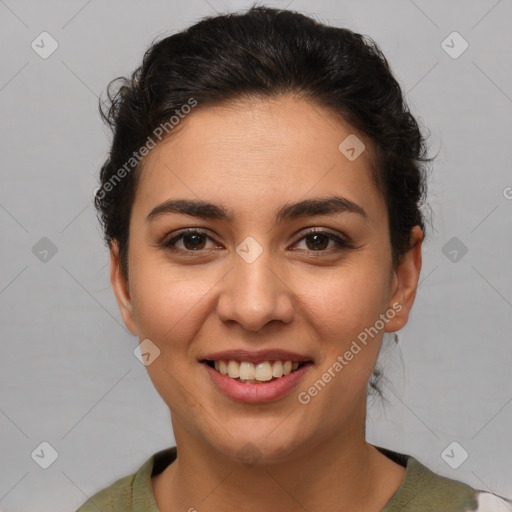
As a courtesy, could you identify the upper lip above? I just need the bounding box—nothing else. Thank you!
[200,349,313,364]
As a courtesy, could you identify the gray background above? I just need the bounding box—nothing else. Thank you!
[1,0,511,510]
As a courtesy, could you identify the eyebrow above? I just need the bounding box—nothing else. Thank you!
[145,195,367,224]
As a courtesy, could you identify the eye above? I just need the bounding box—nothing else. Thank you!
[163,229,217,251]
[161,228,353,254]
[292,229,353,252]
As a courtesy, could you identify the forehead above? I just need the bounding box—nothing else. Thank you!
[133,95,384,221]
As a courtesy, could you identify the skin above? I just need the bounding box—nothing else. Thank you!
[110,95,423,512]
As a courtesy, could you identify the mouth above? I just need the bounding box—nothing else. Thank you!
[199,349,314,402]
[201,359,313,384]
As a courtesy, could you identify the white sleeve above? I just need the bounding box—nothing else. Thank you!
[473,491,512,512]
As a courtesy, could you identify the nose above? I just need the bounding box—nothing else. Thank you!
[216,248,294,332]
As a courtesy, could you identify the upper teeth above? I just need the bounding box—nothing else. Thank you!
[213,360,300,382]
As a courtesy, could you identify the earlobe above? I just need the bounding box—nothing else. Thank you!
[385,226,423,333]
[110,241,138,336]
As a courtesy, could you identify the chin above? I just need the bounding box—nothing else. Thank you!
[208,426,311,467]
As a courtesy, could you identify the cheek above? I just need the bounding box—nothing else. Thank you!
[298,262,392,340]
[129,259,213,349]
[293,270,389,430]
[128,268,214,415]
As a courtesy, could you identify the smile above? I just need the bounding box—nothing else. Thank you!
[204,359,307,383]
[201,358,313,403]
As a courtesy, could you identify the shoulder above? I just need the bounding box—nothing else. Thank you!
[402,457,512,511]
[75,472,137,512]
[75,447,178,512]
[377,447,512,512]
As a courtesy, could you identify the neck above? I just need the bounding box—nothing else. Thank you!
[152,402,405,512]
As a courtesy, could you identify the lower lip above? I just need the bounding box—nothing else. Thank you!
[202,362,312,403]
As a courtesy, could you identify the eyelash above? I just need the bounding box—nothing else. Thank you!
[162,228,353,255]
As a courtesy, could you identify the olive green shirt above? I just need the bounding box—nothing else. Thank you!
[76,445,511,511]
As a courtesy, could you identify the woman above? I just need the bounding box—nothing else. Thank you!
[77,5,511,511]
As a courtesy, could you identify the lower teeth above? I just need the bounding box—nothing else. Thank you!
[237,377,278,384]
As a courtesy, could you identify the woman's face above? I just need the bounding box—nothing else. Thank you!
[111,95,422,463]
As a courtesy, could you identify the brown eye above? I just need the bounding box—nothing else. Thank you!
[293,230,353,252]
[163,230,214,251]
[304,233,330,250]
[182,233,206,250]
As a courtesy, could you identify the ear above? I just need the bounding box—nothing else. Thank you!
[385,225,423,332]
[110,240,138,336]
